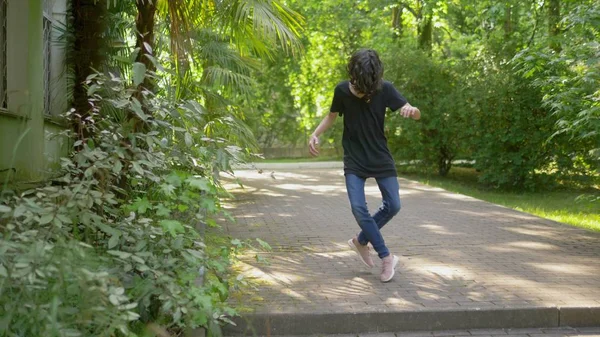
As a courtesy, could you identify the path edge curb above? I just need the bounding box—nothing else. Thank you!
[221,306,600,336]
[559,306,600,327]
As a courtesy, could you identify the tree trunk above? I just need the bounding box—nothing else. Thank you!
[70,0,107,143]
[438,146,453,177]
[135,0,157,91]
[548,0,561,52]
[504,4,512,40]
[392,6,404,37]
[418,16,433,54]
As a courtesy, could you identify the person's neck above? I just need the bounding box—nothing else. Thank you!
[348,82,365,98]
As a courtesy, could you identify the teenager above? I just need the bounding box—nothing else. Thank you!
[308,49,421,282]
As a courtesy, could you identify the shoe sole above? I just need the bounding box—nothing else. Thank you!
[381,255,399,283]
[347,239,373,268]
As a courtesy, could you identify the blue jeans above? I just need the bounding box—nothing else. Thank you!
[345,174,401,259]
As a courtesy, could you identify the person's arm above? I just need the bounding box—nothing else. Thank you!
[309,112,338,156]
[386,82,421,120]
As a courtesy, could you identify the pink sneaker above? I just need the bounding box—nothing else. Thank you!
[380,255,399,282]
[347,237,374,268]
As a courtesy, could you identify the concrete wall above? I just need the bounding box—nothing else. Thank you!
[0,0,68,183]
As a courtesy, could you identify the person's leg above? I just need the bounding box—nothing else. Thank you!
[357,176,401,245]
[345,174,390,259]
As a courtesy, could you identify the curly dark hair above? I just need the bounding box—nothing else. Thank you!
[347,49,384,101]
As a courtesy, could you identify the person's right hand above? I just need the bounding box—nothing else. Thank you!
[308,134,320,156]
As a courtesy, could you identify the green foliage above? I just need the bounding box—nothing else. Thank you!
[513,1,600,165]
[465,60,557,190]
[385,43,470,176]
[247,0,599,192]
[0,69,248,336]
[242,52,305,148]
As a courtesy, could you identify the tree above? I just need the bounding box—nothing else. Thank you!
[548,0,561,52]
[70,0,107,141]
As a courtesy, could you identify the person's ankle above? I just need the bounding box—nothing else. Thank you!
[353,237,366,246]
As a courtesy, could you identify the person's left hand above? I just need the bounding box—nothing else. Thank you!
[400,103,421,120]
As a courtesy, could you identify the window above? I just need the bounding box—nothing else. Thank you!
[0,0,7,109]
[43,0,52,115]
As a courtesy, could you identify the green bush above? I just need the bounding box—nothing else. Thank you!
[385,44,471,176]
[512,2,600,186]
[384,41,595,190]
[464,59,557,190]
[0,69,248,336]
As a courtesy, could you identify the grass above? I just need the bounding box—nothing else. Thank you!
[398,166,600,232]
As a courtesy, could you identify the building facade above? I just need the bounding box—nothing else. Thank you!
[0,0,68,182]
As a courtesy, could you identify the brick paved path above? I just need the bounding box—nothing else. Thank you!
[223,168,600,314]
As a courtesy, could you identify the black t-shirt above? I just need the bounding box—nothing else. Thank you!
[329,80,407,178]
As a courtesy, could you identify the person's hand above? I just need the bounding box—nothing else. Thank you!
[308,134,320,156]
[401,103,421,120]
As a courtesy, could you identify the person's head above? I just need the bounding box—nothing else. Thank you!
[347,49,384,99]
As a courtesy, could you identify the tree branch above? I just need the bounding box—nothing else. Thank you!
[400,2,420,19]
[527,0,545,48]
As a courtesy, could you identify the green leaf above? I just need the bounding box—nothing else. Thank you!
[145,54,166,72]
[107,250,132,259]
[108,235,120,249]
[87,84,100,96]
[131,198,151,214]
[165,173,183,187]
[95,222,122,237]
[113,160,123,174]
[186,177,211,191]
[160,183,176,196]
[231,239,242,246]
[256,238,272,251]
[13,205,25,217]
[130,98,147,121]
[39,213,54,225]
[206,218,219,228]
[194,311,208,327]
[159,220,185,237]
[155,204,171,217]
[132,62,146,86]
[56,213,72,224]
[132,162,144,175]
[185,132,193,146]
[0,205,11,213]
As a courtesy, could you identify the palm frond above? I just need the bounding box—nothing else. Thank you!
[202,66,256,96]
[220,0,304,58]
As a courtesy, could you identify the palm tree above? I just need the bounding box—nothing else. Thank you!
[130,0,305,144]
[134,0,303,91]
[68,0,303,140]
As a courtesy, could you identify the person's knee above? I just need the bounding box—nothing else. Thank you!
[388,200,401,216]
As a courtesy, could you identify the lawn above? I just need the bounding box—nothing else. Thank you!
[398,166,600,232]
